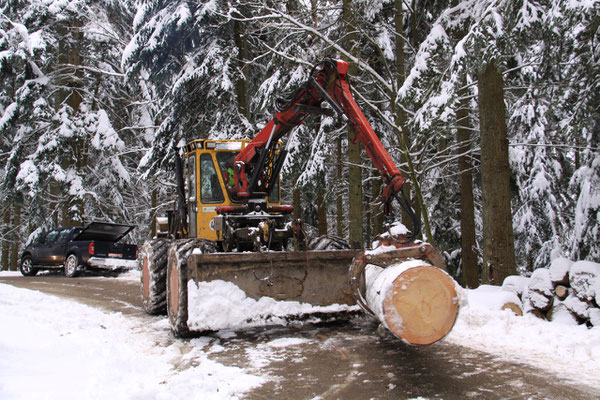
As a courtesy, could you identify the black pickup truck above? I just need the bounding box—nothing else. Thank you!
[19,222,137,277]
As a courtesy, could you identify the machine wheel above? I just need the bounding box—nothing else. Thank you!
[140,239,171,315]
[19,256,38,277]
[308,235,352,250]
[167,239,216,338]
[64,254,80,277]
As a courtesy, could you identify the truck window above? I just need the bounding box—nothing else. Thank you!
[200,153,224,203]
[57,229,71,243]
[45,231,60,244]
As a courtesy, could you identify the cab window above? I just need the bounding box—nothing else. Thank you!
[45,230,60,244]
[187,154,196,201]
[57,229,72,243]
[200,153,224,203]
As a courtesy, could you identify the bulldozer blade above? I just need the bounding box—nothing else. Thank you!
[167,247,362,336]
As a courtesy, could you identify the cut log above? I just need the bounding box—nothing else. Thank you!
[467,285,523,315]
[524,268,553,312]
[589,308,600,327]
[364,261,462,346]
[554,285,569,300]
[548,301,579,325]
[570,260,600,301]
[501,275,529,299]
[549,257,572,285]
[501,302,523,316]
[527,309,547,320]
[563,293,591,320]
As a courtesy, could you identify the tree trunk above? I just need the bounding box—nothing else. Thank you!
[456,81,479,288]
[57,17,84,227]
[317,186,328,236]
[1,205,10,271]
[478,62,517,285]
[336,135,344,237]
[151,188,158,237]
[233,19,250,120]
[393,0,414,234]
[9,203,21,271]
[343,0,363,249]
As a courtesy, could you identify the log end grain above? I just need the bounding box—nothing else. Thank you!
[382,265,460,345]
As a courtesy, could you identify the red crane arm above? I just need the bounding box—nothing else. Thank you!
[233,59,409,218]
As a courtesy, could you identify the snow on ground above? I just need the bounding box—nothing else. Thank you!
[1,270,600,398]
[0,280,264,400]
[446,286,600,388]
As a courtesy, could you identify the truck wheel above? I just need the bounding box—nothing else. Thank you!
[140,239,170,315]
[64,254,80,277]
[19,256,38,277]
[167,239,216,338]
[308,235,351,250]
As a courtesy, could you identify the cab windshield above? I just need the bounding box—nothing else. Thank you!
[215,151,280,204]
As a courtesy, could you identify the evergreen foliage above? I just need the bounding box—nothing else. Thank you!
[0,0,598,277]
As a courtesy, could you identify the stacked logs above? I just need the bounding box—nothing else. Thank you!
[501,258,600,327]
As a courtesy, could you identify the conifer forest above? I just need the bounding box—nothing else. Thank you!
[1,0,598,286]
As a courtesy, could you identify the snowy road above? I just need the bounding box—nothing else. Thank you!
[1,272,599,399]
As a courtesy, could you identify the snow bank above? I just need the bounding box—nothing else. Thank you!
[187,280,359,331]
[447,286,600,388]
[467,285,522,313]
[0,284,264,400]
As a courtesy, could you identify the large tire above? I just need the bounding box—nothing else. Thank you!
[167,239,216,338]
[19,256,38,277]
[64,254,80,277]
[308,235,352,251]
[140,239,170,315]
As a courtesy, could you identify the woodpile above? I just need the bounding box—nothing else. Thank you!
[501,258,600,327]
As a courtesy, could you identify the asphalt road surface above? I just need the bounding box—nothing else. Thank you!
[1,273,598,400]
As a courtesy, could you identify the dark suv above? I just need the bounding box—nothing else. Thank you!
[20,222,137,277]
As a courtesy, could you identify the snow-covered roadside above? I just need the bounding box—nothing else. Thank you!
[446,288,600,388]
[0,282,264,400]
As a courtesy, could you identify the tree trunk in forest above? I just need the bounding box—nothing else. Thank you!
[393,0,414,235]
[317,186,328,236]
[151,188,158,237]
[57,17,84,227]
[343,0,363,249]
[457,81,479,288]
[371,177,384,239]
[9,203,21,271]
[348,127,363,249]
[449,2,479,288]
[478,62,517,285]
[1,206,10,271]
[233,19,250,120]
[336,135,344,238]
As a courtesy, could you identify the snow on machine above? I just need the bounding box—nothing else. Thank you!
[140,59,462,345]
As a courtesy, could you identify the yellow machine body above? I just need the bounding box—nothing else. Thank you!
[182,139,281,241]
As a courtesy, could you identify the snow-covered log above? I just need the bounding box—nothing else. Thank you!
[524,268,554,312]
[589,308,600,327]
[364,261,463,345]
[547,301,579,325]
[467,285,523,316]
[501,275,529,299]
[569,261,600,302]
[563,293,591,320]
[549,257,572,285]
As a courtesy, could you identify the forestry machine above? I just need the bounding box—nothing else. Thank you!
[140,59,460,345]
